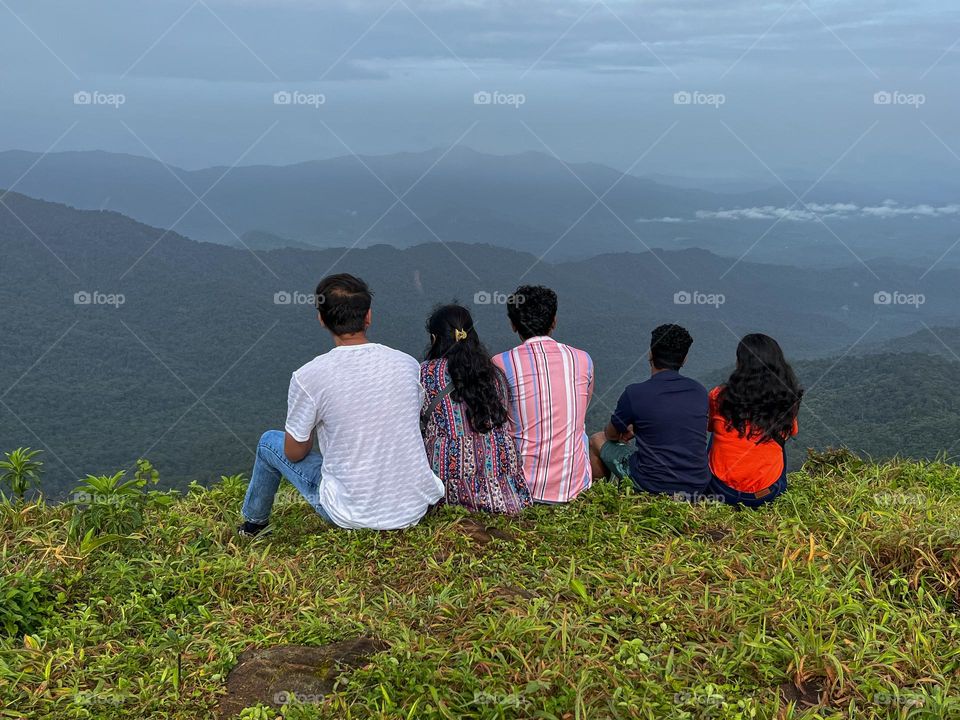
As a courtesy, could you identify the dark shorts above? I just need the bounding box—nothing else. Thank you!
[599,440,634,481]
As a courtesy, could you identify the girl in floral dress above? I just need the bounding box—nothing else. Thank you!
[420,304,531,515]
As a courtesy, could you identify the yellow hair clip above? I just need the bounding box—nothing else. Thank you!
[454,328,468,342]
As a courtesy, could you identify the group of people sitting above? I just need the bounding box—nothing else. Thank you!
[239,273,804,535]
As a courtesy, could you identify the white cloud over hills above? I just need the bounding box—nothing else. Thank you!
[637,201,960,224]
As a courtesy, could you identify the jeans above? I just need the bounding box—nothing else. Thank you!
[241,430,335,526]
[706,446,788,508]
[707,472,787,508]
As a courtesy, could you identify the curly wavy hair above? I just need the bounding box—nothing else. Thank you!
[718,333,804,443]
[506,285,556,340]
[425,304,510,434]
[650,324,693,370]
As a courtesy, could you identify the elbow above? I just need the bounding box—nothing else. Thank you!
[284,445,309,463]
[283,435,311,463]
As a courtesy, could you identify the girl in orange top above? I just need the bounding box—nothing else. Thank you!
[707,334,803,507]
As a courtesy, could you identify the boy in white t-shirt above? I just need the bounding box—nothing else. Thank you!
[239,273,444,535]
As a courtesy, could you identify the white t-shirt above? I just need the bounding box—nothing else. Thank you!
[285,343,444,530]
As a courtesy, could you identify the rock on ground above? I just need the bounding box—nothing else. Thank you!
[218,637,389,719]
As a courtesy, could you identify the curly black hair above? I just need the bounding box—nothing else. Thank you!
[718,333,804,443]
[650,324,693,370]
[425,304,510,434]
[506,285,556,340]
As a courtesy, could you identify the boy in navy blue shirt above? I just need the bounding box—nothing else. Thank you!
[589,324,709,499]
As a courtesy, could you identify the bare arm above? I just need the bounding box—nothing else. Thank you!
[284,431,313,463]
[605,422,634,443]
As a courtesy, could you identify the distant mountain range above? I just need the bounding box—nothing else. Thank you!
[2,147,958,269]
[1,190,959,494]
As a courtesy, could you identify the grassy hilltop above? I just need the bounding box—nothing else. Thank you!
[2,451,960,719]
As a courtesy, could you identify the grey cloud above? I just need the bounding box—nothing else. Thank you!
[1,0,958,175]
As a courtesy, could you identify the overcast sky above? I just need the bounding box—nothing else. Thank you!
[1,0,957,182]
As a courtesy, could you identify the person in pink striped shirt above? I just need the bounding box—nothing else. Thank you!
[492,286,595,503]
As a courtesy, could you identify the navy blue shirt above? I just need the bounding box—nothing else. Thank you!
[611,370,709,495]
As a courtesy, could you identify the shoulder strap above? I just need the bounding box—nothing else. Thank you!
[421,382,455,434]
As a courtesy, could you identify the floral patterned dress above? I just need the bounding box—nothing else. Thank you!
[420,359,532,515]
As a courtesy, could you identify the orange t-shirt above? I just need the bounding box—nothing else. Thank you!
[708,386,798,493]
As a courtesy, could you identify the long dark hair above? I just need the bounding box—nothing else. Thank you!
[425,304,509,434]
[718,333,804,443]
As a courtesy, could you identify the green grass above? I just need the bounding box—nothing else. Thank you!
[3,451,960,719]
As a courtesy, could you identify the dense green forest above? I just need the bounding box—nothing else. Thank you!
[2,191,959,496]
[790,353,960,467]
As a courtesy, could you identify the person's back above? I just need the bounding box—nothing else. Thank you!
[617,370,709,494]
[707,333,803,507]
[492,286,594,503]
[590,324,708,498]
[293,343,443,528]
[708,386,795,492]
[239,273,443,536]
[419,304,531,515]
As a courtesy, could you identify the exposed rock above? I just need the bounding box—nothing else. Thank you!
[456,517,516,545]
[218,637,388,719]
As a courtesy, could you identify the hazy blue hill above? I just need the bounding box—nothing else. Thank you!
[239,230,319,251]
[11,147,959,268]
[0,149,199,231]
[3,147,959,269]
[861,326,960,359]
[2,190,960,495]
[0,147,730,253]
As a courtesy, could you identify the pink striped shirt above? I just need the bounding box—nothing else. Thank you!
[493,336,594,503]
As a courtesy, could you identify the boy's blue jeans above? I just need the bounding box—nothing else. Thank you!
[241,430,335,526]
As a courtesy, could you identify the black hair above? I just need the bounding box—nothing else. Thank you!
[718,333,804,443]
[315,273,372,336]
[425,304,509,434]
[650,324,693,371]
[506,285,556,340]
